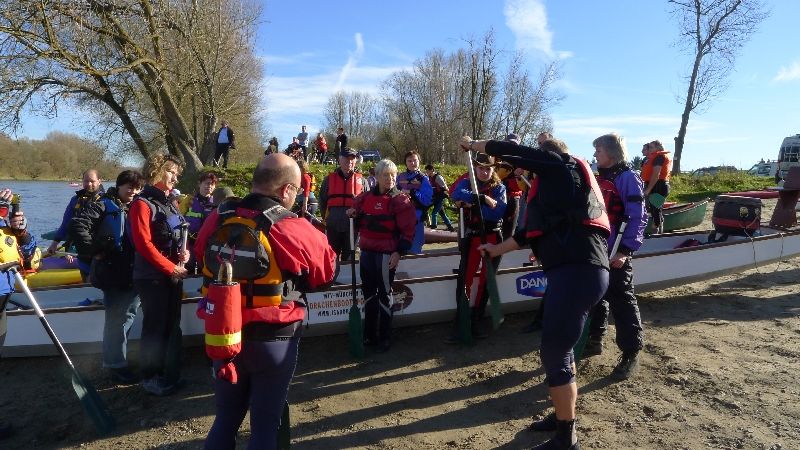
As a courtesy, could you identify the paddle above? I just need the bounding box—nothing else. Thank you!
[348,217,364,357]
[0,261,115,434]
[465,151,504,330]
[455,207,472,345]
[573,220,628,361]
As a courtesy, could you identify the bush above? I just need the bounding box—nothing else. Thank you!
[669,172,773,202]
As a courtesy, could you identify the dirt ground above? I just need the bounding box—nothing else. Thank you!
[1,199,799,449]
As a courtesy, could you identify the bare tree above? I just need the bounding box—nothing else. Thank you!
[669,0,768,174]
[323,90,378,144]
[0,0,264,175]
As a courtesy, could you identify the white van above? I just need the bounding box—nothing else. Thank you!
[747,161,778,177]
[776,134,800,181]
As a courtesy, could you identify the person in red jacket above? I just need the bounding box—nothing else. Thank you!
[128,154,189,396]
[196,153,336,449]
[347,159,417,352]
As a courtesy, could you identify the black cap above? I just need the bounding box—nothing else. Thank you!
[340,147,358,157]
[473,153,495,167]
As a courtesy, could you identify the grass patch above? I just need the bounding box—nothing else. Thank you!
[669,172,774,202]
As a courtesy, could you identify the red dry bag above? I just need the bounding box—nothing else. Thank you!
[199,261,242,383]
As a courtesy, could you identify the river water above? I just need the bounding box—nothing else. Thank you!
[1,180,84,244]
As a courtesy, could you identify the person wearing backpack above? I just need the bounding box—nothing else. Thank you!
[424,164,455,232]
[69,170,145,384]
[195,153,336,449]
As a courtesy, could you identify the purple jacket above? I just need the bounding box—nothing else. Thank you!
[598,164,647,254]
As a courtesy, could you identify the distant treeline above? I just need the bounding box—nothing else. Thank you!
[0,132,124,180]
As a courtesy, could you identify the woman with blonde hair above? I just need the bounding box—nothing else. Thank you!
[129,154,190,396]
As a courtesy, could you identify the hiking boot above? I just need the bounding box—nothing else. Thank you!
[529,411,557,432]
[610,351,640,381]
[142,376,178,396]
[582,338,603,357]
[110,367,140,385]
[531,418,579,449]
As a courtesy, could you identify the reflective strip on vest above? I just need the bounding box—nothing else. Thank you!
[205,331,242,347]
[209,244,258,259]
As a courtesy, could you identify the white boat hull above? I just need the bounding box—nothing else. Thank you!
[5,227,799,357]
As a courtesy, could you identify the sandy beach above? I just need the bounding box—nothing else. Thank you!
[1,199,799,449]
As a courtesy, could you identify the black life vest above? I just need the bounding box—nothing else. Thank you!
[131,184,184,258]
[466,181,502,232]
[525,156,610,239]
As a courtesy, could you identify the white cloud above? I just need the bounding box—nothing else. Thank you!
[504,0,572,59]
[774,61,800,82]
[334,33,365,93]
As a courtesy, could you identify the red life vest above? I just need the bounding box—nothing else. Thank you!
[596,176,625,228]
[325,170,363,209]
[358,190,398,242]
[525,157,610,239]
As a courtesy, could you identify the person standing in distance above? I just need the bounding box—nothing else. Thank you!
[196,153,336,449]
[297,125,309,162]
[640,140,671,234]
[215,120,236,169]
[335,127,348,154]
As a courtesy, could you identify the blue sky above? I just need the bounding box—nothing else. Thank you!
[20,0,800,171]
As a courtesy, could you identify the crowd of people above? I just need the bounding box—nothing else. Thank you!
[0,127,676,449]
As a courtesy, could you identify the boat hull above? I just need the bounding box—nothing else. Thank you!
[646,200,708,233]
[6,226,800,357]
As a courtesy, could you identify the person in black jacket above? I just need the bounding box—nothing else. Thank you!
[215,121,236,169]
[69,170,145,384]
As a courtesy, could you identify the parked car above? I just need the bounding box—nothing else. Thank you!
[690,166,738,177]
[747,161,778,177]
[359,149,381,162]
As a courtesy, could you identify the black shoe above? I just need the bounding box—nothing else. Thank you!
[363,338,379,347]
[529,411,557,432]
[610,351,639,381]
[471,322,489,339]
[443,333,461,345]
[446,225,455,232]
[110,367,140,385]
[520,320,542,334]
[0,421,15,440]
[582,339,603,357]
[376,340,391,353]
[532,418,580,449]
[142,376,179,396]
[531,436,580,449]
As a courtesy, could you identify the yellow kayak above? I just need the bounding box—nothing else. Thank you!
[16,269,84,290]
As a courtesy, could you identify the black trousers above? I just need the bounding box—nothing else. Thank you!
[214,143,231,168]
[588,259,644,352]
[135,278,183,382]
[360,250,396,344]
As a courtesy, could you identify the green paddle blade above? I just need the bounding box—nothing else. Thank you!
[71,372,116,435]
[484,259,504,330]
[277,401,291,449]
[348,302,364,358]
[573,316,592,362]
[648,193,666,208]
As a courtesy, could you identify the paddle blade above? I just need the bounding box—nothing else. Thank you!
[573,316,592,362]
[348,302,364,358]
[484,259,504,330]
[71,372,116,435]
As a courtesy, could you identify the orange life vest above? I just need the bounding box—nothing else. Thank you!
[325,170,363,209]
[640,150,672,183]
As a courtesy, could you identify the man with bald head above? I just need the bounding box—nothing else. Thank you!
[47,168,105,280]
[194,153,336,449]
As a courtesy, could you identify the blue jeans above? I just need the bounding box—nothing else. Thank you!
[410,214,425,254]
[429,197,452,228]
[206,337,300,450]
[102,287,141,368]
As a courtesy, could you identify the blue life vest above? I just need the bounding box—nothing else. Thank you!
[97,196,126,253]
